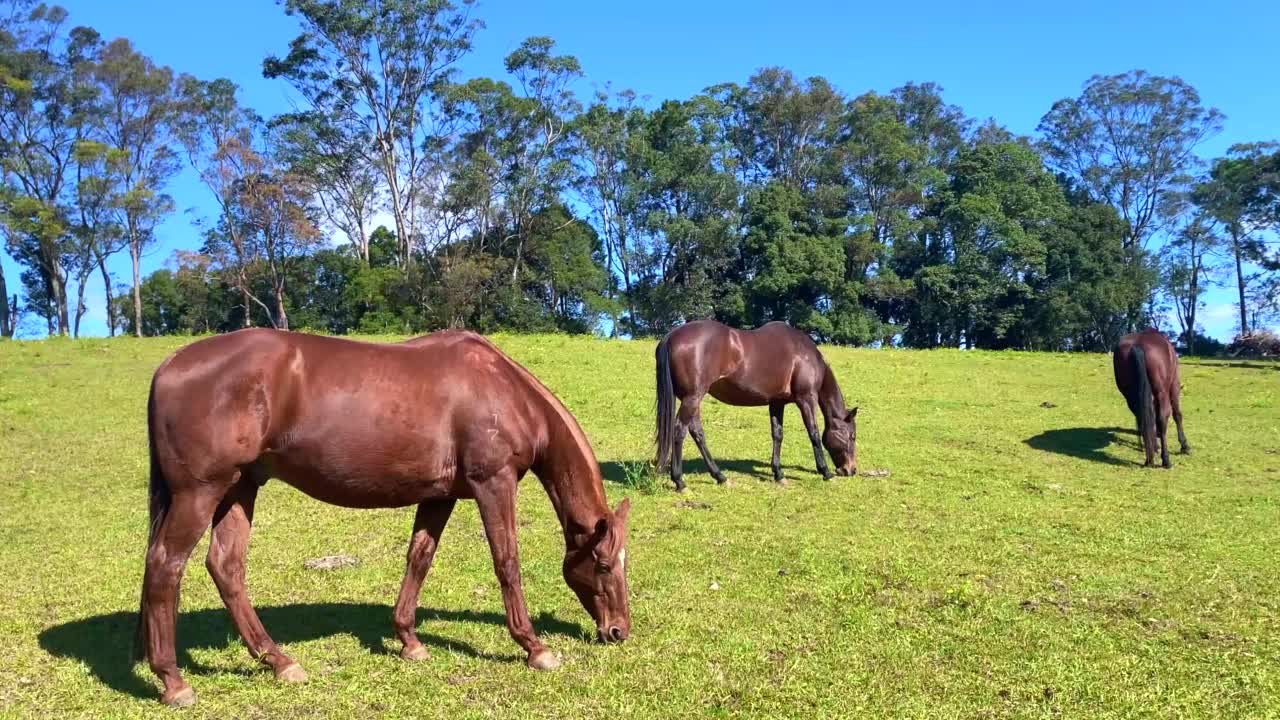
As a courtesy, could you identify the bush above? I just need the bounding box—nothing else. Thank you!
[1178,330,1225,356]
[1225,330,1280,357]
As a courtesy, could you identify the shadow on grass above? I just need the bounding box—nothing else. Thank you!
[1023,427,1141,467]
[38,603,586,701]
[1184,359,1279,372]
[600,458,818,488]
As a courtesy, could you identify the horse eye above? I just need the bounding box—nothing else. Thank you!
[596,563,612,574]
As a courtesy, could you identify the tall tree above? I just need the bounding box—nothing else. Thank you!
[1193,143,1280,336]
[627,98,740,333]
[174,75,263,326]
[1038,71,1224,252]
[270,111,380,263]
[1163,217,1222,355]
[265,0,482,266]
[573,89,643,335]
[215,168,322,330]
[1038,71,1223,330]
[448,37,582,291]
[67,138,125,336]
[0,6,98,335]
[87,37,179,336]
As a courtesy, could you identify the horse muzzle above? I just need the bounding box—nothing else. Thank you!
[597,625,628,643]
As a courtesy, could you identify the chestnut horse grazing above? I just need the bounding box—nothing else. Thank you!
[655,320,858,491]
[136,329,631,707]
[1113,328,1191,468]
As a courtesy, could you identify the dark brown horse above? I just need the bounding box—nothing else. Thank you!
[654,320,858,491]
[137,328,631,707]
[1113,328,1191,468]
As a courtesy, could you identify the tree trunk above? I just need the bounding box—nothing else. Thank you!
[0,264,10,338]
[52,269,70,336]
[1187,267,1198,356]
[274,284,289,331]
[242,285,253,328]
[72,268,92,338]
[130,242,143,337]
[1231,226,1249,337]
[96,252,115,336]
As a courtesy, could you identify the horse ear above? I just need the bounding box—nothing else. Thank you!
[847,407,858,421]
[614,498,632,524]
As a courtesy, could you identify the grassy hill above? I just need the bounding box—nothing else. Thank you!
[0,333,1277,718]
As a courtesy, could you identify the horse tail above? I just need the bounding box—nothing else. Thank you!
[655,335,676,471]
[134,377,170,663]
[1131,345,1156,457]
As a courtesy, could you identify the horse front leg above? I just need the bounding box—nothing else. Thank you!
[797,397,833,480]
[206,476,304,683]
[393,498,457,661]
[473,469,558,670]
[769,402,786,484]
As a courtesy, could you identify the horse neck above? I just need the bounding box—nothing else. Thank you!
[533,410,610,547]
[817,363,847,428]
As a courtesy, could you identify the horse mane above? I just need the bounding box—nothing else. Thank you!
[819,361,847,417]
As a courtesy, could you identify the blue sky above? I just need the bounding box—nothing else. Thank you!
[5,0,1277,339]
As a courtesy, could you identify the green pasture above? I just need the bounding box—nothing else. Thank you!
[0,334,1276,718]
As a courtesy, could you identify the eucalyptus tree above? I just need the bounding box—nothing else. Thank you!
[265,0,483,267]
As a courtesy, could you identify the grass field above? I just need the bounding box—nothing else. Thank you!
[1,333,1278,719]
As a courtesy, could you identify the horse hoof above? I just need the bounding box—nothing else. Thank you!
[674,485,688,494]
[713,474,728,485]
[276,663,308,683]
[401,645,429,662]
[527,650,561,671]
[162,686,196,708]
[1181,447,1193,455]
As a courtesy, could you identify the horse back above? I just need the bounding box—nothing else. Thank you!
[149,329,547,507]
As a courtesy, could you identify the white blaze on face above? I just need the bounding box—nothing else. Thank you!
[617,548,626,573]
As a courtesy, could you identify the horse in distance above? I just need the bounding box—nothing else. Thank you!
[136,328,631,706]
[654,320,858,492]
[1113,328,1191,468]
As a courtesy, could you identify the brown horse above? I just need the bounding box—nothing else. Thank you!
[655,320,858,491]
[1113,328,1191,468]
[137,328,631,707]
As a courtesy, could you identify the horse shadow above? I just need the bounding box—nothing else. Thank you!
[600,458,820,487]
[1023,427,1140,467]
[37,603,586,700]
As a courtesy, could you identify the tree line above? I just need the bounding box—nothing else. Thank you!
[2,0,1278,351]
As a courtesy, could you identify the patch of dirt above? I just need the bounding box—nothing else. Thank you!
[675,500,713,510]
[1040,401,1057,408]
[303,554,359,571]
[862,468,892,478]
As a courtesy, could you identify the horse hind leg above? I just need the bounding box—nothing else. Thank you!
[1171,390,1191,455]
[669,394,700,492]
[142,489,221,706]
[205,470,304,683]
[393,499,457,661]
[683,399,727,485]
[1156,396,1173,469]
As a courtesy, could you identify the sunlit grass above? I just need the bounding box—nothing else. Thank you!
[0,334,1277,718]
